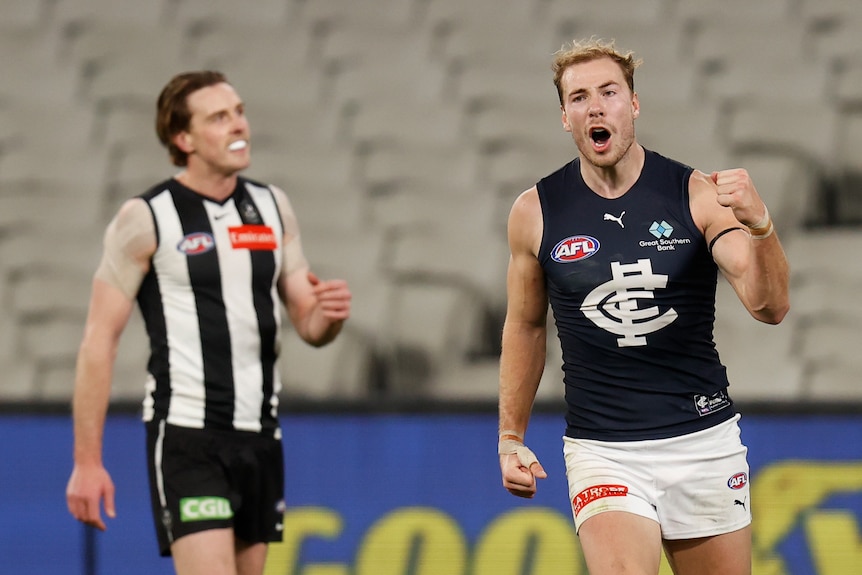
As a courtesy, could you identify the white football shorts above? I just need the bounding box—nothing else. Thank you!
[563,414,751,540]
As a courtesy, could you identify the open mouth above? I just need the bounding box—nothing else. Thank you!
[590,127,611,146]
[228,140,248,151]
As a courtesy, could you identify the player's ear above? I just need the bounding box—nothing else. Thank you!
[632,92,640,119]
[561,108,573,133]
[173,131,194,154]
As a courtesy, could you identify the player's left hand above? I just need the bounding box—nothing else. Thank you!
[499,438,547,499]
[711,169,767,228]
[308,271,351,321]
[66,463,116,531]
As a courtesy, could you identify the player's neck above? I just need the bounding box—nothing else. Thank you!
[580,143,644,199]
[175,167,239,202]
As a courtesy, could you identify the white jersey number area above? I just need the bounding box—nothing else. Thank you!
[581,259,678,347]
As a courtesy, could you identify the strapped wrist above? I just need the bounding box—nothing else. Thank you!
[749,221,774,239]
[747,206,774,240]
[748,206,770,231]
[498,429,524,442]
[498,428,526,455]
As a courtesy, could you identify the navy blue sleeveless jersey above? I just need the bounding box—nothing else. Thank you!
[537,149,734,441]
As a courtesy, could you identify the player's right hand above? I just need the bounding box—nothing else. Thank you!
[499,439,547,498]
[66,463,116,531]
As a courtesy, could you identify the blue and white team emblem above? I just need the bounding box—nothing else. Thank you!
[581,259,677,347]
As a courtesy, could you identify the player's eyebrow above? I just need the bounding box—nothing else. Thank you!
[567,80,620,99]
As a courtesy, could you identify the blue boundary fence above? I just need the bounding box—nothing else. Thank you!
[2,405,860,574]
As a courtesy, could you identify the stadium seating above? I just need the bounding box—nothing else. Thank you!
[0,0,859,405]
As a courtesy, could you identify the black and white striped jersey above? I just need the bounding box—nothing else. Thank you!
[136,177,284,434]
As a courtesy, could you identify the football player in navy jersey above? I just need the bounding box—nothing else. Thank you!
[498,39,789,575]
[66,71,351,575]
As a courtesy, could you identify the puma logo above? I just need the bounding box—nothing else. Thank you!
[603,211,625,228]
[734,498,747,511]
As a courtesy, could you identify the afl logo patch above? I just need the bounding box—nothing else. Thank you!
[177,232,215,255]
[727,472,748,490]
[551,235,600,263]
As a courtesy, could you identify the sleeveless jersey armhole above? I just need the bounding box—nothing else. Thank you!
[679,167,704,243]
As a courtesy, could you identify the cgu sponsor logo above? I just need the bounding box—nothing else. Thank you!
[551,235,600,263]
[229,225,277,251]
[572,484,628,516]
[728,472,748,490]
[177,232,215,255]
[180,496,234,522]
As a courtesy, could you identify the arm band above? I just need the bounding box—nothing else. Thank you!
[708,227,746,254]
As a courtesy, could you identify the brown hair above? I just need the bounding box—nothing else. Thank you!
[155,71,229,167]
[552,38,642,105]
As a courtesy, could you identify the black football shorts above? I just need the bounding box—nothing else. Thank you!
[145,420,285,556]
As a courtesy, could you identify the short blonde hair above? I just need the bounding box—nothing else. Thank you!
[552,38,642,105]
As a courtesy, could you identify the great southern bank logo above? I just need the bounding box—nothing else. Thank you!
[642,220,691,252]
[649,220,674,238]
[551,235,600,263]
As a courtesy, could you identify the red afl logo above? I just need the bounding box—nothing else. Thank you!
[727,472,748,490]
[551,235,600,263]
[177,232,215,255]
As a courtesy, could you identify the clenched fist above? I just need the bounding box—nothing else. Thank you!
[711,169,768,229]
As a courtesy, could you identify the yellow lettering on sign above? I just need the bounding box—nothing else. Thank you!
[355,507,467,575]
[752,461,862,575]
[806,511,862,574]
[658,551,674,575]
[264,507,346,575]
[473,508,581,575]
[301,568,349,575]
[262,460,862,575]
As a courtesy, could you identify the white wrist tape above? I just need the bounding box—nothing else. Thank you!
[747,205,774,240]
[498,438,540,468]
[750,222,775,240]
[498,429,524,442]
[749,206,770,230]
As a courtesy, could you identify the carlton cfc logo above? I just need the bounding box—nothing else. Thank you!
[551,235,600,263]
[177,232,215,255]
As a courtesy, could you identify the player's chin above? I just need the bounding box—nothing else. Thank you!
[227,156,251,172]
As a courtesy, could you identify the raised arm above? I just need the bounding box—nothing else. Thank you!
[691,169,790,324]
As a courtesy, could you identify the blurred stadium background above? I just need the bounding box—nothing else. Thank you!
[1,1,861,574]
[2,0,861,408]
